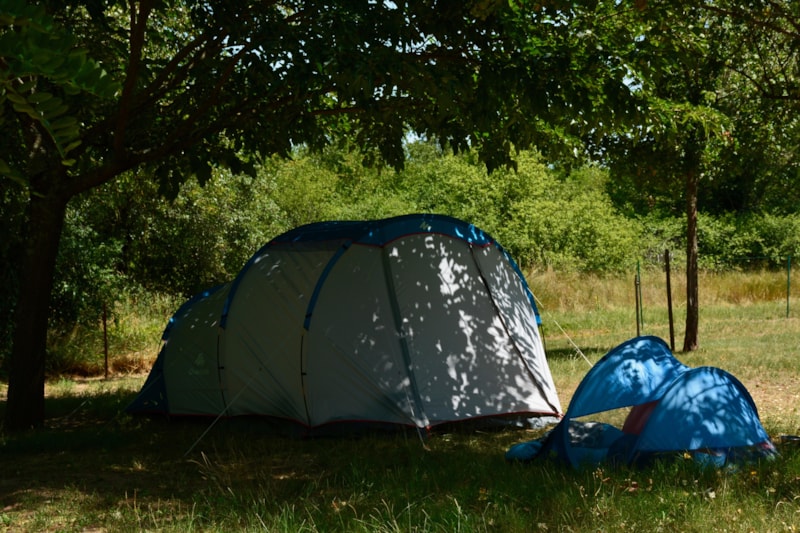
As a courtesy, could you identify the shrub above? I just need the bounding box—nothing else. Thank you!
[11,145,800,377]
[697,212,799,270]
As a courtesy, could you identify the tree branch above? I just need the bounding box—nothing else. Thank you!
[114,0,156,156]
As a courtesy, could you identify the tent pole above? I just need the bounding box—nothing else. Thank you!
[637,261,644,332]
[380,248,430,432]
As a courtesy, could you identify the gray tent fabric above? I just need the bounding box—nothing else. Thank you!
[128,214,562,431]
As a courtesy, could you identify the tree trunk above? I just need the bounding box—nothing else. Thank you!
[5,191,68,430]
[683,167,699,352]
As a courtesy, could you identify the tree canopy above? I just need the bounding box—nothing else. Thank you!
[4,0,800,430]
[1,0,644,430]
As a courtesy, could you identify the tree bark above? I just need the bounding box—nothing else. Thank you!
[5,190,68,430]
[683,167,700,352]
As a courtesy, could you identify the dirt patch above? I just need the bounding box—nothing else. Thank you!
[745,374,800,432]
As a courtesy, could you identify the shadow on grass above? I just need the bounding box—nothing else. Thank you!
[0,388,557,520]
[539,345,609,361]
[0,389,209,507]
[3,387,799,532]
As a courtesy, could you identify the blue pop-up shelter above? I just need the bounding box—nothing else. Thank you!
[507,336,776,468]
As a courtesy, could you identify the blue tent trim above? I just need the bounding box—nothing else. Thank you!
[125,345,170,413]
[270,213,493,247]
[507,336,777,468]
[303,240,352,331]
[221,213,541,328]
[162,283,228,341]
[129,213,560,427]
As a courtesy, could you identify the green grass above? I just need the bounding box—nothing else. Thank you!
[1,271,800,532]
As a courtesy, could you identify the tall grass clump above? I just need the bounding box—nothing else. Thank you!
[46,289,179,376]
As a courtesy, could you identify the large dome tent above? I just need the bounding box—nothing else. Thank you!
[128,214,562,433]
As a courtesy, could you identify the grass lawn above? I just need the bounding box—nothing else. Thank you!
[1,271,799,531]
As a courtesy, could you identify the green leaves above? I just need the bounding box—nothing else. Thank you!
[6,87,78,154]
[0,0,119,177]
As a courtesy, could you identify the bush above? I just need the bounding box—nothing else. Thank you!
[493,159,645,272]
[636,213,686,268]
[10,144,800,377]
[697,212,799,270]
[635,211,800,271]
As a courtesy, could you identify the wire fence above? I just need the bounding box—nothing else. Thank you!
[635,251,794,351]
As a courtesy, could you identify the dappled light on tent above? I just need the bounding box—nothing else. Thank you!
[567,336,689,419]
[129,214,562,433]
[127,283,231,415]
[639,367,769,452]
[506,336,776,469]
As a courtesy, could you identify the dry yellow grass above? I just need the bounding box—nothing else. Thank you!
[530,269,800,435]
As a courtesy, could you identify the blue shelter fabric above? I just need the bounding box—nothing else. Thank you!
[567,336,690,418]
[637,366,770,452]
[508,336,776,468]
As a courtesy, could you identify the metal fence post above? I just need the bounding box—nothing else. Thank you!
[788,255,792,319]
[665,249,675,351]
